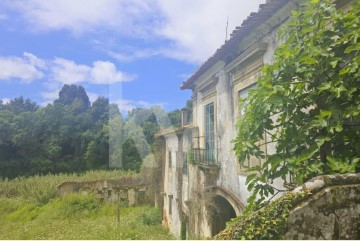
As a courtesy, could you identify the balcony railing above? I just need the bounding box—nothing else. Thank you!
[190,148,218,165]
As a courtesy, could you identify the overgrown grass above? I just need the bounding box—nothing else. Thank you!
[0,194,173,239]
[0,171,173,240]
[0,170,136,204]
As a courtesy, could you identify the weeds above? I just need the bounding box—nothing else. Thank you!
[0,171,173,240]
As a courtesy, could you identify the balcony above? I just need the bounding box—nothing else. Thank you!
[189,148,218,166]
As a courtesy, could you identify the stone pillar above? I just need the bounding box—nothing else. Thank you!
[128,188,137,206]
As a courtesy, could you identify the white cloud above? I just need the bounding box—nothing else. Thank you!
[90,61,135,84]
[50,58,135,85]
[155,0,266,63]
[5,1,266,63]
[113,99,166,113]
[8,0,159,36]
[108,49,162,63]
[51,58,90,84]
[87,92,101,104]
[40,89,60,104]
[0,52,45,83]
[1,98,10,104]
[107,0,266,63]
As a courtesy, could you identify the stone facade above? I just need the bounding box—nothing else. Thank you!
[156,0,355,239]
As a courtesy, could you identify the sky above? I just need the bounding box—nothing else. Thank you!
[0,0,266,113]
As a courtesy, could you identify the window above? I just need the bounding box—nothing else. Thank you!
[168,151,172,168]
[182,152,188,175]
[238,84,262,169]
[204,103,215,162]
[168,195,173,215]
[238,84,257,116]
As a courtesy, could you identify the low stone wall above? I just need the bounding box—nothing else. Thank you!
[215,173,360,240]
[58,176,146,206]
[285,173,360,239]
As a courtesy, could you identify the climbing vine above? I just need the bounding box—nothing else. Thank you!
[233,0,360,205]
[215,190,310,240]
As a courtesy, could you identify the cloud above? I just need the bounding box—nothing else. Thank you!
[87,92,101,104]
[108,49,162,63]
[0,52,45,83]
[155,0,266,63]
[40,89,60,106]
[51,58,90,84]
[90,61,135,84]
[113,99,166,113]
[1,98,10,104]
[106,0,266,64]
[50,58,135,85]
[5,1,266,64]
[7,0,160,36]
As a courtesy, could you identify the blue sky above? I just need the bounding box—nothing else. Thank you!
[0,0,265,112]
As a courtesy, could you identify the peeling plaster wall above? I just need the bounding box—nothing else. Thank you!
[163,134,181,237]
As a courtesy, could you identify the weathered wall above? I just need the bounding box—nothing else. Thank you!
[162,133,182,237]
[58,176,145,206]
[286,173,360,240]
[215,173,360,240]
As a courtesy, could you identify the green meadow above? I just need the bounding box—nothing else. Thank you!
[0,171,173,240]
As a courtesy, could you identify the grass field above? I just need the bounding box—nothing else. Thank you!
[0,171,173,240]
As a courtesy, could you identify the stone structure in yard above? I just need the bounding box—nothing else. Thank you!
[155,0,355,238]
[58,176,146,206]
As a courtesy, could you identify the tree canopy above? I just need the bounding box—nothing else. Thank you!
[233,0,360,205]
[0,85,183,178]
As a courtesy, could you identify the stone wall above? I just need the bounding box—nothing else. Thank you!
[215,173,360,240]
[58,176,146,206]
[285,173,360,239]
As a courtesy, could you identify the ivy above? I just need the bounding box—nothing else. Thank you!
[233,0,360,206]
[215,191,310,240]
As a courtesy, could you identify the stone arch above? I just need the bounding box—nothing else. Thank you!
[212,186,244,215]
[208,187,245,236]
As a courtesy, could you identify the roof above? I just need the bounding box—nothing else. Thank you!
[180,0,291,90]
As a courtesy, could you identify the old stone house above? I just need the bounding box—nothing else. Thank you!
[156,0,354,238]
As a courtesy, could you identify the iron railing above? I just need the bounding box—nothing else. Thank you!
[190,148,218,165]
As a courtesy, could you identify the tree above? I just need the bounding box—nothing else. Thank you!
[233,0,360,205]
[91,97,109,123]
[3,96,39,114]
[56,85,90,113]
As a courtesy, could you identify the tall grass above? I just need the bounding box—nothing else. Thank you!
[0,171,173,240]
[0,194,173,240]
[0,170,136,204]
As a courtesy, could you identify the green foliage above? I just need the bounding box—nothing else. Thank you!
[0,196,173,240]
[215,191,310,240]
[233,0,360,205]
[50,193,101,218]
[0,171,172,239]
[0,170,134,204]
[139,207,162,225]
[0,83,180,178]
[122,139,142,172]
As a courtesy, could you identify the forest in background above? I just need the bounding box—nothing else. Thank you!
[0,84,188,178]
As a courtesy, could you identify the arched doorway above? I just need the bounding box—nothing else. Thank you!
[210,195,237,236]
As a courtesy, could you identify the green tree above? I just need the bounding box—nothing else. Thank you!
[233,0,360,205]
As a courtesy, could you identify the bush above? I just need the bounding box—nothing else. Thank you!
[139,207,162,225]
[51,194,102,218]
